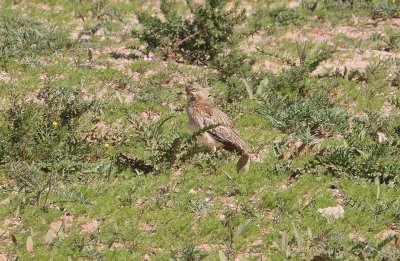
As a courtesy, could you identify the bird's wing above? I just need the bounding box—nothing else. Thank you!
[190,103,234,127]
[208,125,246,153]
[191,104,245,153]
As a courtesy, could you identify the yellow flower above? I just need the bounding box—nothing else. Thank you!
[104,143,110,148]
[52,121,59,127]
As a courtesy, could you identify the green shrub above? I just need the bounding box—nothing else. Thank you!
[0,84,96,162]
[0,93,37,161]
[0,82,104,209]
[257,82,400,183]
[253,42,333,96]
[258,92,349,136]
[372,1,400,19]
[247,40,400,183]
[0,16,71,62]
[258,87,400,183]
[211,49,255,82]
[249,4,303,32]
[77,1,125,38]
[381,29,400,52]
[310,113,400,183]
[210,49,260,101]
[134,0,245,64]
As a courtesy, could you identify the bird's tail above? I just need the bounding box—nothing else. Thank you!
[236,152,250,173]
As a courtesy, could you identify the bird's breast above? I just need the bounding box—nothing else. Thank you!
[187,105,203,131]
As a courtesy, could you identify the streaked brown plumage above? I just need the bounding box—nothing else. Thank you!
[185,84,250,172]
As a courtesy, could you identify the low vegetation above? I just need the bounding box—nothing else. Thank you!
[0,0,399,260]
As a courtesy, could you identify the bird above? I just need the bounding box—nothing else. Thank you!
[185,84,250,173]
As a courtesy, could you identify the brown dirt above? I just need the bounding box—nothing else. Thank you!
[81,219,100,233]
[376,17,400,28]
[82,87,108,102]
[283,17,381,45]
[240,33,269,53]
[0,71,12,83]
[0,252,17,261]
[330,187,346,205]
[251,144,270,163]
[32,3,49,11]
[282,29,311,43]
[288,1,301,9]
[135,197,148,208]
[71,23,84,40]
[140,110,161,123]
[377,228,400,248]
[138,221,156,233]
[349,231,367,242]
[249,15,399,75]
[217,196,240,211]
[45,213,73,243]
[0,217,23,248]
[253,59,286,74]
[313,49,400,77]
[2,217,22,231]
[196,243,216,252]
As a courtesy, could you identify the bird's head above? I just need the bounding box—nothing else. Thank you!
[185,84,209,101]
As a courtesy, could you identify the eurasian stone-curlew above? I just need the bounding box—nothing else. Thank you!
[185,84,250,173]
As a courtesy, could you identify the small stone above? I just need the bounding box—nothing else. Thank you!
[165,200,174,208]
[317,205,345,219]
[375,132,387,144]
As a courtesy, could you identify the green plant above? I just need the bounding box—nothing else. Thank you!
[382,29,400,51]
[178,244,206,261]
[253,42,333,96]
[387,59,400,87]
[258,92,349,136]
[209,49,261,101]
[134,0,245,64]
[372,1,400,19]
[250,4,303,32]
[0,79,104,212]
[0,16,71,63]
[123,115,230,175]
[2,1,400,260]
[74,0,126,38]
[310,114,400,183]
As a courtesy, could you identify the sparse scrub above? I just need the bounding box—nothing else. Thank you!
[1,84,96,162]
[0,16,71,64]
[134,0,245,64]
[210,49,260,101]
[310,113,400,183]
[123,115,236,174]
[258,91,349,136]
[0,81,102,213]
[250,4,303,33]
[248,41,333,96]
[372,1,400,19]
[78,6,124,38]
[247,42,400,184]
[1,1,400,260]
[382,29,400,52]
